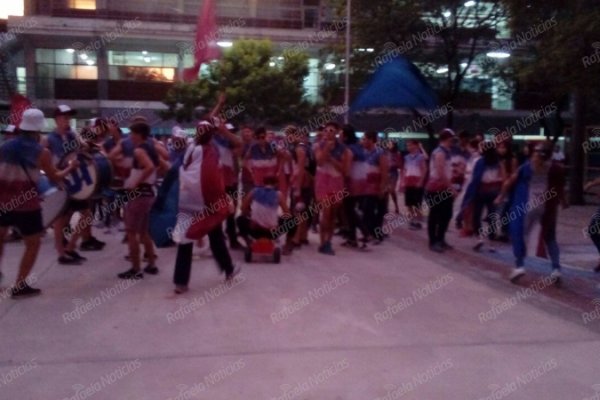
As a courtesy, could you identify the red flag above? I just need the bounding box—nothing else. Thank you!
[9,93,32,128]
[182,0,221,82]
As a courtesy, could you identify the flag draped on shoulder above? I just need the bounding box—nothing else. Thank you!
[184,144,230,240]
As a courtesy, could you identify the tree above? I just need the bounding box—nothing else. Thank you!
[503,0,600,204]
[327,0,506,127]
[160,40,315,125]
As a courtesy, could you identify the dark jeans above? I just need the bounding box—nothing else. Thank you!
[589,208,600,255]
[472,190,499,238]
[225,186,238,244]
[343,196,366,242]
[173,226,234,287]
[361,195,387,240]
[426,191,454,246]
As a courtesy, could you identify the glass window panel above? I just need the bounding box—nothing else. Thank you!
[183,54,194,68]
[108,50,127,66]
[75,66,98,79]
[70,0,97,10]
[36,64,54,78]
[55,65,75,79]
[108,66,121,80]
[162,68,175,81]
[55,49,76,65]
[163,54,179,67]
[35,49,55,64]
[143,52,163,67]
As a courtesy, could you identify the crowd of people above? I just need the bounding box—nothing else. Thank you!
[0,101,599,298]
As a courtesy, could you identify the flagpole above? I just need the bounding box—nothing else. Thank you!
[344,0,351,124]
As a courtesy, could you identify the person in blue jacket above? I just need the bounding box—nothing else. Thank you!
[495,142,567,284]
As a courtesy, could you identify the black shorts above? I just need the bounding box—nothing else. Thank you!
[0,210,44,236]
[65,199,90,214]
[291,187,314,211]
[404,187,424,208]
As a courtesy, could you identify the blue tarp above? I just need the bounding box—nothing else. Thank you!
[350,56,438,113]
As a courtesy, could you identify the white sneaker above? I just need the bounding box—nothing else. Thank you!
[509,267,526,283]
[550,270,562,286]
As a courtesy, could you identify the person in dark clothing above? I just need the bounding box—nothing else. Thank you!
[172,120,239,294]
[425,129,457,253]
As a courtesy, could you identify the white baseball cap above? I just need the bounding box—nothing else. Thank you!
[172,126,186,138]
[1,124,15,134]
[53,104,77,117]
[19,109,47,132]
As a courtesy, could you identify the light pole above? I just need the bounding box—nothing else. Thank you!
[344,0,351,124]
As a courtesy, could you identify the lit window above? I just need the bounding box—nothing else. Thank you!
[69,0,96,10]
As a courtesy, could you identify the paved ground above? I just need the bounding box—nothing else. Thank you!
[1,203,600,400]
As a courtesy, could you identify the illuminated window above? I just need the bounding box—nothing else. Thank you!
[69,0,97,10]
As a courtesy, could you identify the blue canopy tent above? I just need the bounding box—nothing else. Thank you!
[350,56,438,113]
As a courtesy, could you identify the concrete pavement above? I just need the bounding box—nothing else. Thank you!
[0,214,599,399]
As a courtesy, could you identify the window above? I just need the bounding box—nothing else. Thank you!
[107,51,178,81]
[69,0,97,10]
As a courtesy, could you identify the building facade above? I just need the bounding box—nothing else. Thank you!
[2,0,334,130]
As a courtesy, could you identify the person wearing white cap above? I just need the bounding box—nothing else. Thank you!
[46,105,106,265]
[0,109,79,298]
[168,126,188,166]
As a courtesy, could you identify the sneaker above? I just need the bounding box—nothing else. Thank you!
[143,265,159,275]
[318,242,335,256]
[440,242,454,251]
[174,285,188,294]
[341,240,358,248]
[66,251,87,261]
[117,268,143,280]
[550,270,562,286]
[58,255,81,265]
[225,266,241,282]
[11,283,41,299]
[509,267,526,283]
[429,243,444,253]
[473,241,484,252]
[80,237,105,251]
[229,240,245,251]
